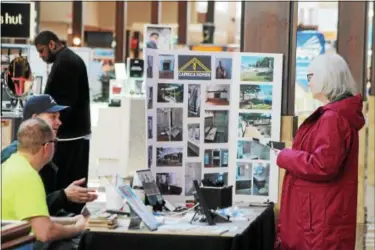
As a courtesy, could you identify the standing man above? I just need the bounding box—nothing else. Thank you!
[34,31,91,214]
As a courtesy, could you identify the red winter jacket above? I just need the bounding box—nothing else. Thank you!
[276,94,365,250]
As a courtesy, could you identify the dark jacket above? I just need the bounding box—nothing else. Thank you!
[44,47,91,139]
[1,141,69,216]
[276,94,365,250]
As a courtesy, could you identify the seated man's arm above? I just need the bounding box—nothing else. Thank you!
[29,216,86,242]
[14,170,86,242]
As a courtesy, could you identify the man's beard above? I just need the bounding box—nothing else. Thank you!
[45,49,57,64]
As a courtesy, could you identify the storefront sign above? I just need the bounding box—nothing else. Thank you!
[1,2,32,38]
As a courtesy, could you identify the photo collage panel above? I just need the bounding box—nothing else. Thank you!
[146,49,282,203]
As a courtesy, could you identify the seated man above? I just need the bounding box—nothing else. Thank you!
[1,94,97,216]
[1,118,87,245]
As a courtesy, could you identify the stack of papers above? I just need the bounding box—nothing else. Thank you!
[88,213,118,229]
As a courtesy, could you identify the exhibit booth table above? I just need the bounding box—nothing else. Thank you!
[78,204,275,250]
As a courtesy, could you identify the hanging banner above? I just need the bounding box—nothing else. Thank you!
[145,48,283,204]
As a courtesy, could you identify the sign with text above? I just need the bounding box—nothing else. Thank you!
[178,55,212,80]
[1,2,31,38]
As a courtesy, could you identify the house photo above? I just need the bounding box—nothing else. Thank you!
[239,84,273,110]
[156,147,183,167]
[159,54,175,79]
[238,113,272,139]
[187,124,200,157]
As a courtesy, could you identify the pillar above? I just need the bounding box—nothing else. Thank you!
[151,1,160,24]
[206,1,215,23]
[115,1,126,62]
[178,1,188,45]
[72,1,83,45]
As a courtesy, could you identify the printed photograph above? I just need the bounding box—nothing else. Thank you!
[188,84,201,118]
[203,172,228,186]
[178,55,212,80]
[237,141,270,161]
[205,84,230,106]
[204,111,229,143]
[156,108,183,141]
[239,85,273,110]
[240,56,274,82]
[252,162,270,196]
[235,163,252,195]
[185,162,202,196]
[238,113,272,139]
[147,55,153,78]
[156,147,183,167]
[145,25,172,50]
[157,83,184,103]
[204,149,228,168]
[156,172,183,195]
[159,54,175,79]
[215,58,232,80]
[147,86,153,109]
[148,146,152,168]
[148,116,153,139]
[188,124,200,157]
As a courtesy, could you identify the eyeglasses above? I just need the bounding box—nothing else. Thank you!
[307,73,314,82]
[42,139,58,146]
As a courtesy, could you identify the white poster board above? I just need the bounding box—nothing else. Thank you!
[145,49,283,204]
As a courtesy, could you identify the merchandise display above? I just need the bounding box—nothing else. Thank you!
[145,48,283,203]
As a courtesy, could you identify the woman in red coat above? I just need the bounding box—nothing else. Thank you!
[275,53,365,250]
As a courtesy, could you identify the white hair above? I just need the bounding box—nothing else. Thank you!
[308,53,358,101]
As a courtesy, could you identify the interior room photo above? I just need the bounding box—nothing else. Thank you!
[237,141,270,161]
[252,162,270,196]
[204,149,228,168]
[156,108,183,141]
[188,84,201,117]
[204,111,229,143]
[203,172,228,186]
[158,54,175,79]
[185,162,202,196]
[205,84,230,106]
[157,83,184,103]
[156,172,182,195]
[187,123,200,157]
[236,163,252,195]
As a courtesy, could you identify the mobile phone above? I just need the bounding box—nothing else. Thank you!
[81,206,91,217]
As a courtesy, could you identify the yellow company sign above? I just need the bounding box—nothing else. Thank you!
[178,57,211,78]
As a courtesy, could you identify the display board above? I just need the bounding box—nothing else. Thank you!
[145,49,283,203]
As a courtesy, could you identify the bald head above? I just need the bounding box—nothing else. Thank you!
[17,118,54,155]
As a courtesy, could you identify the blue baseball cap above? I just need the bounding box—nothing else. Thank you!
[23,94,69,120]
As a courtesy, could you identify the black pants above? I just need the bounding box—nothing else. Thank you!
[54,139,90,214]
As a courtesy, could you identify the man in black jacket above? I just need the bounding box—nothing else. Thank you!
[34,31,92,213]
[1,94,97,216]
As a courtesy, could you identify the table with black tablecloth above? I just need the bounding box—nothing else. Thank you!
[78,204,275,250]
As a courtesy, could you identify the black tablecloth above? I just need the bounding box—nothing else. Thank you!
[78,204,275,250]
